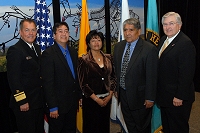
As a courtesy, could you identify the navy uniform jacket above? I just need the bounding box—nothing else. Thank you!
[7,38,43,110]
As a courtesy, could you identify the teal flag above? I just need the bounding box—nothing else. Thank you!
[146,0,160,46]
[151,104,163,133]
[146,0,163,132]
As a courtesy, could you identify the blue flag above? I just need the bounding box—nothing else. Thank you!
[146,0,160,46]
[34,0,53,52]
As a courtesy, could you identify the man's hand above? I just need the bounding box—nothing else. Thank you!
[50,110,59,119]
[144,100,154,108]
[79,99,82,107]
[173,97,183,106]
[20,103,29,111]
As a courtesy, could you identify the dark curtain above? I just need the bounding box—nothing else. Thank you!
[0,72,18,132]
[145,0,200,91]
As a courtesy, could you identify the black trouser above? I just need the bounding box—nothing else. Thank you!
[47,108,77,133]
[160,102,192,133]
[120,88,152,133]
[13,108,44,133]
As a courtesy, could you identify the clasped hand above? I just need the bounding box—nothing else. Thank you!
[97,95,112,107]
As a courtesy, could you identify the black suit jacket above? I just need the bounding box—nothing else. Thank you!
[6,39,43,110]
[114,38,158,110]
[41,42,81,114]
[157,31,196,107]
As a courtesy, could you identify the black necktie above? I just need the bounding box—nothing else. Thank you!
[31,45,38,56]
[120,43,131,89]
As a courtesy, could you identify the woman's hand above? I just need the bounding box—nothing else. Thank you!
[96,98,104,107]
[102,94,112,106]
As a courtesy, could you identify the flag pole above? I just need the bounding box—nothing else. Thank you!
[52,0,61,23]
[105,0,111,54]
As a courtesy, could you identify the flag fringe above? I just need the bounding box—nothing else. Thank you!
[154,126,163,133]
[146,28,160,37]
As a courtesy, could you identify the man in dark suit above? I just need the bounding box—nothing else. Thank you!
[113,18,158,132]
[41,22,82,133]
[6,19,44,133]
[157,12,196,133]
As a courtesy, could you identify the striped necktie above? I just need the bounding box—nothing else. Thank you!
[120,43,131,89]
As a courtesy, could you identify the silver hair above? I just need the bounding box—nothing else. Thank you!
[161,12,182,25]
[123,18,141,30]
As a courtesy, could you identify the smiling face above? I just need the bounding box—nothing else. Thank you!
[19,21,37,44]
[89,36,103,52]
[123,24,141,43]
[162,15,182,38]
[53,25,69,47]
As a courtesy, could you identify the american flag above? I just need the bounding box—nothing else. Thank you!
[34,0,53,52]
[34,0,53,132]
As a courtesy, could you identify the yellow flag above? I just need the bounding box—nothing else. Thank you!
[78,0,90,57]
[77,0,90,133]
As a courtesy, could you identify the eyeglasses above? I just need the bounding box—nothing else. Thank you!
[163,22,177,27]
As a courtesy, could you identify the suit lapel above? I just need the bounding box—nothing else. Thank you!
[118,41,126,72]
[33,43,41,57]
[68,46,78,79]
[160,32,182,58]
[126,38,143,73]
[19,39,39,64]
[53,44,75,78]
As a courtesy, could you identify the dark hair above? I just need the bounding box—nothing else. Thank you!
[53,22,69,34]
[85,30,104,51]
[19,19,37,30]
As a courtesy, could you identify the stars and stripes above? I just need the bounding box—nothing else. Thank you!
[34,0,53,52]
[34,0,53,132]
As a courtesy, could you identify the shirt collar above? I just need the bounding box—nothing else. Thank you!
[21,38,33,48]
[127,37,139,48]
[57,43,69,54]
[167,30,180,43]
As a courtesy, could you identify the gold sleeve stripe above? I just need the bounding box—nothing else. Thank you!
[14,91,26,102]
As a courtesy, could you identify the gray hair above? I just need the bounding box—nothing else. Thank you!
[123,18,141,30]
[161,12,182,25]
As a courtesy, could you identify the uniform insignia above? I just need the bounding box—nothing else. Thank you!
[14,91,26,102]
[26,56,32,60]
